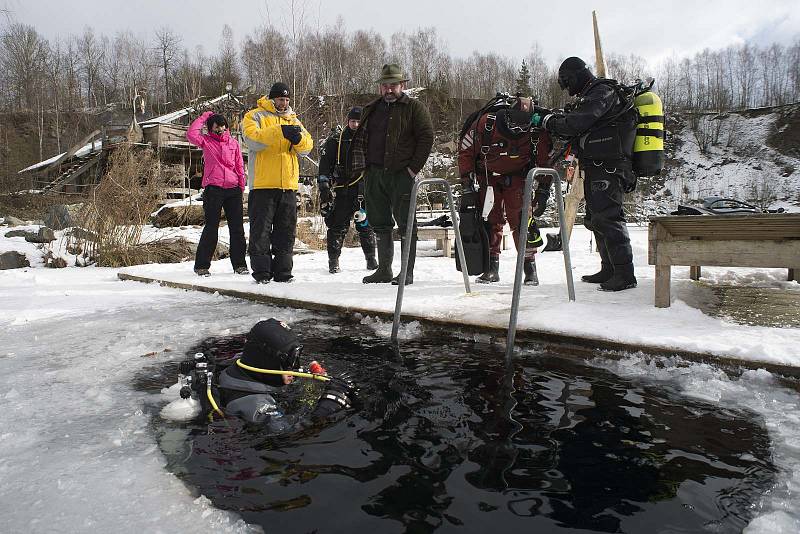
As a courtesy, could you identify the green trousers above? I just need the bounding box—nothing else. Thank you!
[363,167,417,235]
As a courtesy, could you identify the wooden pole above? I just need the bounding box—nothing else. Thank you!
[592,10,607,78]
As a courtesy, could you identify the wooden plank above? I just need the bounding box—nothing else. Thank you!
[654,264,671,308]
[690,265,701,280]
[46,129,101,171]
[654,240,800,268]
[650,214,800,240]
[562,161,584,239]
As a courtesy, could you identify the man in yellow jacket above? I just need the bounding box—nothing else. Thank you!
[243,82,313,283]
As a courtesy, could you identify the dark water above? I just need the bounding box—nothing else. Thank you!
[144,320,777,533]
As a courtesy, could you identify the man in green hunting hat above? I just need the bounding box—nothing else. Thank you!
[347,63,434,285]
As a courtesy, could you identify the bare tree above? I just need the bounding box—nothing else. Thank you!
[154,26,181,106]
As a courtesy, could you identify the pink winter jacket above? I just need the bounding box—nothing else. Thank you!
[186,111,246,190]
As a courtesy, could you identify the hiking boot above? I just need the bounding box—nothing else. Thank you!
[581,264,613,284]
[363,232,394,284]
[476,256,500,284]
[234,266,250,275]
[391,235,416,286]
[194,268,210,277]
[599,264,637,292]
[329,258,341,274]
[524,259,539,286]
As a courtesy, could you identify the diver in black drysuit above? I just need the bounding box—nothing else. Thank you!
[211,319,353,426]
[534,57,638,292]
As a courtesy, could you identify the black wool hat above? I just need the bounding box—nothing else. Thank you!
[268,82,291,99]
[347,106,362,121]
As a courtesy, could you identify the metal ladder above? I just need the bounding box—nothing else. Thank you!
[506,168,576,361]
[391,178,472,341]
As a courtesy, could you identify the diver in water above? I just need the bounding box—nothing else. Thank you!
[179,318,354,426]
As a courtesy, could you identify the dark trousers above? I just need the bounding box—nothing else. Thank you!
[248,188,297,280]
[194,185,247,270]
[478,175,535,259]
[364,167,416,237]
[582,164,633,266]
[327,186,374,233]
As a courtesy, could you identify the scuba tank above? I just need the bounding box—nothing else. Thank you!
[632,81,664,177]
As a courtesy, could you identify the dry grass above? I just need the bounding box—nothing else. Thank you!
[72,143,163,267]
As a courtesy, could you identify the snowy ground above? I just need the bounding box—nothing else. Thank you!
[112,224,800,367]
[2,220,800,533]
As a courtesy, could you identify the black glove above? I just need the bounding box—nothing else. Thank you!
[317,176,333,203]
[532,186,551,216]
[460,172,476,192]
[281,124,302,145]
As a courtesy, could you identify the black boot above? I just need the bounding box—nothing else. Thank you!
[327,229,344,274]
[582,232,613,283]
[600,263,637,291]
[359,231,378,270]
[581,263,613,283]
[477,256,500,283]
[363,232,394,283]
[524,258,539,286]
[391,235,416,286]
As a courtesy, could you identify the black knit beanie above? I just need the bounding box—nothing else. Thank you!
[347,106,362,121]
[268,82,291,99]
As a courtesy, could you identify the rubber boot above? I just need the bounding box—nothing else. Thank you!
[599,263,637,291]
[581,264,613,283]
[476,256,500,283]
[391,235,416,286]
[326,229,344,274]
[524,258,539,286]
[363,232,394,283]
[582,232,613,283]
[359,231,378,270]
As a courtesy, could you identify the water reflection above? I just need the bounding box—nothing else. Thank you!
[151,322,776,533]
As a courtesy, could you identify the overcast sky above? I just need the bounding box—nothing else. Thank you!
[7,0,800,67]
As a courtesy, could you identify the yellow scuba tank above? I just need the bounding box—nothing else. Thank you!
[632,88,664,176]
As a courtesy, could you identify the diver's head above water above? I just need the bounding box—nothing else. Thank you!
[240,319,303,386]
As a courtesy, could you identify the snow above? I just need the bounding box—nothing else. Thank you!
[663,113,800,205]
[18,140,103,174]
[2,219,800,532]
[113,224,800,366]
[139,94,232,127]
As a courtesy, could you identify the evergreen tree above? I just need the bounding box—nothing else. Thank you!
[515,59,532,96]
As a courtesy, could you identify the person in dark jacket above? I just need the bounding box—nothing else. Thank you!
[533,57,638,291]
[186,111,248,277]
[318,107,377,274]
[348,64,434,285]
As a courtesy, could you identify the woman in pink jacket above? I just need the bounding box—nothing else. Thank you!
[187,111,248,276]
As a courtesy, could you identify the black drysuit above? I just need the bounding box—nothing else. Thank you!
[545,81,637,269]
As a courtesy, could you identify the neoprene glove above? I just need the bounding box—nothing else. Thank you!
[281,124,302,145]
[530,106,551,128]
[318,175,333,203]
[532,186,551,216]
[460,172,476,192]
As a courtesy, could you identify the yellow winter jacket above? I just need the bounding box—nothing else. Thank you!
[242,96,313,190]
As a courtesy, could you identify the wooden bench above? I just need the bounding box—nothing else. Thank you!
[416,224,513,258]
[648,214,800,308]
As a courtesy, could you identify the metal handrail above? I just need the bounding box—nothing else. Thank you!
[391,177,471,341]
[506,168,575,361]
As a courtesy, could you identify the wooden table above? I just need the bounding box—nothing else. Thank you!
[417,224,512,258]
[648,213,800,307]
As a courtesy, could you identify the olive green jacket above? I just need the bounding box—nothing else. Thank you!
[349,93,434,176]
